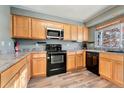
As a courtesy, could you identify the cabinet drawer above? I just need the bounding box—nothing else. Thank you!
[76,51,83,54]
[32,53,46,58]
[100,53,123,62]
[67,52,76,55]
[0,58,26,87]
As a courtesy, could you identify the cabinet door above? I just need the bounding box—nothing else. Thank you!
[83,51,86,67]
[71,25,78,41]
[26,55,31,81]
[40,58,47,76]
[67,55,76,71]
[32,19,46,39]
[12,15,31,38]
[99,58,112,79]
[44,20,63,29]
[20,65,28,88]
[64,24,71,40]
[32,58,46,77]
[77,26,83,42]
[83,26,88,41]
[4,73,20,88]
[76,53,83,69]
[113,61,124,86]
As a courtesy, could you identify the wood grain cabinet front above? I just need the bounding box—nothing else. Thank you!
[19,65,28,88]
[26,54,31,82]
[71,25,78,41]
[99,53,124,87]
[4,73,20,88]
[67,52,76,71]
[31,18,46,39]
[76,51,84,69]
[113,61,124,86]
[12,15,31,38]
[77,26,83,42]
[63,24,71,40]
[99,58,113,79]
[32,53,47,77]
[44,20,64,29]
[83,26,88,41]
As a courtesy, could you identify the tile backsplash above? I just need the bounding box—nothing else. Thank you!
[16,39,83,52]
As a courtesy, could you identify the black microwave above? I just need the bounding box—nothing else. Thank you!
[46,27,64,40]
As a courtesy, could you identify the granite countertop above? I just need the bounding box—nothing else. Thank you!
[0,51,46,73]
[86,49,124,55]
[0,49,123,73]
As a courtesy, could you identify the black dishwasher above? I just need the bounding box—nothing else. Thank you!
[86,51,99,75]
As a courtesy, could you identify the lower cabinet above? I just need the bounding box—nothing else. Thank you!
[1,55,31,88]
[99,58,112,79]
[76,51,84,69]
[27,55,31,81]
[19,65,28,88]
[32,53,47,77]
[113,61,124,86]
[67,52,76,71]
[99,53,124,87]
[67,51,85,72]
[4,73,20,88]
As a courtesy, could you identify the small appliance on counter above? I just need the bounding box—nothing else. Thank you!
[46,44,66,77]
[82,41,94,49]
[14,41,20,52]
[82,41,87,49]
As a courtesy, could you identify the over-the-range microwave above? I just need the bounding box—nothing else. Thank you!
[46,27,64,40]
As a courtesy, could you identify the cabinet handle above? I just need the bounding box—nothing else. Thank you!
[47,57,50,59]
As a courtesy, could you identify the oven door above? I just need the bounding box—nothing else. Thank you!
[47,53,66,76]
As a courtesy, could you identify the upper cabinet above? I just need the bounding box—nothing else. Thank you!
[43,20,64,29]
[83,26,89,41]
[31,18,46,39]
[71,24,78,41]
[63,24,71,40]
[77,26,83,42]
[11,15,89,41]
[12,15,31,38]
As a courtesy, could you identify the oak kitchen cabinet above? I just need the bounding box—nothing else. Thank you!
[32,53,47,77]
[67,52,76,71]
[4,73,20,88]
[12,15,31,38]
[43,20,64,29]
[83,26,89,41]
[63,24,71,40]
[11,15,89,41]
[31,18,46,39]
[76,51,84,69]
[26,55,31,82]
[67,51,85,72]
[113,61,124,86]
[99,52,124,87]
[99,58,112,79]
[77,26,83,42]
[19,64,28,88]
[0,56,28,88]
[71,24,78,41]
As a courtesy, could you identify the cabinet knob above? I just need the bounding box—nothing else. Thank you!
[47,57,50,59]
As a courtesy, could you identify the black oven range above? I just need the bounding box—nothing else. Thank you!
[46,44,66,77]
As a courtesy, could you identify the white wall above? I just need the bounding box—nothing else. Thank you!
[0,5,14,53]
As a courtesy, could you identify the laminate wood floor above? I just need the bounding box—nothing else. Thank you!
[27,69,119,88]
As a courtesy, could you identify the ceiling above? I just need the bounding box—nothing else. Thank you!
[12,5,115,23]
